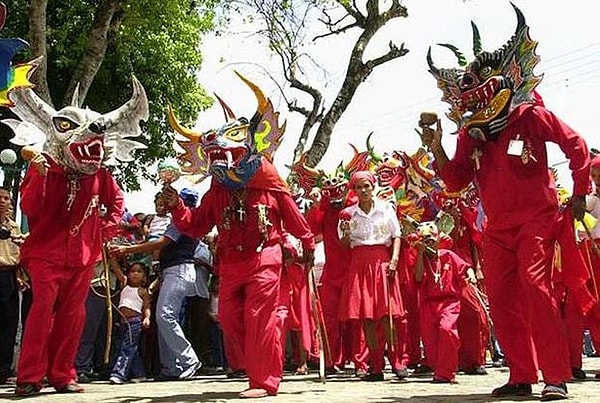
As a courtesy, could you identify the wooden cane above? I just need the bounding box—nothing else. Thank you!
[307,267,331,383]
[101,243,113,364]
[385,273,395,353]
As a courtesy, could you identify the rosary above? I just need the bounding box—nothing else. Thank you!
[66,174,81,211]
[222,189,248,230]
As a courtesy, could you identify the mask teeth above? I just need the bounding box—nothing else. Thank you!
[226,150,233,168]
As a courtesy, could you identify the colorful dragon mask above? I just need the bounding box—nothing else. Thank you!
[4,73,149,175]
[290,143,370,206]
[0,2,35,106]
[427,3,541,141]
[168,72,285,190]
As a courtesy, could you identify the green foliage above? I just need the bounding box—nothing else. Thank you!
[2,0,221,190]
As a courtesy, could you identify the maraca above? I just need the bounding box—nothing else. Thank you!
[157,158,181,185]
[419,112,438,128]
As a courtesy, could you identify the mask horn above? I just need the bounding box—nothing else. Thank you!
[71,83,82,108]
[167,104,200,141]
[471,21,482,55]
[234,71,268,117]
[214,93,236,122]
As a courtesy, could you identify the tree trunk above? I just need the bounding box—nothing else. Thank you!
[61,0,123,107]
[27,0,51,105]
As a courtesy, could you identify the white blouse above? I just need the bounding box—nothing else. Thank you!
[338,200,401,248]
[586,193,600,239]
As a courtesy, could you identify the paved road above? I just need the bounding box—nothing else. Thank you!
[2,358,600,402]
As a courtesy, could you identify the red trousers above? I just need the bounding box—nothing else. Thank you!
[319,281,344,368]
[457,284,489,369]
[420,297,461,381]
[401,281,424,367]
[484,218,571,385]
[342,320,369,372]
[388,317,409,370]
[17,259,93,388]
[219,247,284,395]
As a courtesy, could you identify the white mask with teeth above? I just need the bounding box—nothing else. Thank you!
[4,76,149,175]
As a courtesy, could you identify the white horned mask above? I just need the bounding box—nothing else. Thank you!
[3,76,149,175]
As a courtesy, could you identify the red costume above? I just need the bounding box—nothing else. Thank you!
[278,236,316,370]
[170,160,314,395]
[417,249,468,382]
[17,158,124,390]
[306,198,368,373]
[438,103,590,385]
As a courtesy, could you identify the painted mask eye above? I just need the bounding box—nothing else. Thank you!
[322,178,332,187]
[225,125,248,142]
[53,117,80,133]
[479,66,493,78]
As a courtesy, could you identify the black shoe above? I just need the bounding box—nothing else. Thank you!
[464,365,488,375]
[393,367,409,380]
[325,366,343,376]
[225,369,247,379]
[412,364,432,375]
[540,382,568,401]
[55,382,84,393]
[491,383,532,397]
[571,367,586,380]
[15,383,42,397]
[77,373,91,384]
[361,372,384,381]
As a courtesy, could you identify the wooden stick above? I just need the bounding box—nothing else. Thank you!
[102,243,113,364]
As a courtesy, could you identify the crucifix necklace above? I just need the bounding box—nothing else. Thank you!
[232,189,247,223]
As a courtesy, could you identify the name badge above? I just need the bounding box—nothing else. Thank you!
[507,136,524,156]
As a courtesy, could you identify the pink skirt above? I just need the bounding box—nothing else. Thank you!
[339,245,405,321]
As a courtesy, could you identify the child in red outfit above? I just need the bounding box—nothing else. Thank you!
[412,221,475,383]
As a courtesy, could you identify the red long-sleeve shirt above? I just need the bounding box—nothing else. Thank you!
[171,160,314,265]
[439,104,590,230]
[305,199,352,288]
[19,157,124,267]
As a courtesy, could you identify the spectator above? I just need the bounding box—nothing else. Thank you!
[109,261,151,384]
[110,188,202,380]
[0,187,26,385]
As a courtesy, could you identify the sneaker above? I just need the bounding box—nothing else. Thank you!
[55,381,84,393]
[464,365,488,375]
[412,364,433,375]
[393,367,409,380]
[77,372,91,384]
[15,383,41,397]
[491,383,532,397]
[130,377,147,383]
[226,369,247,379]
[179,361,202,380]
[571,368,586,380]
[109,376,125,385]
[361,372,384,381]
[540,382,568,401]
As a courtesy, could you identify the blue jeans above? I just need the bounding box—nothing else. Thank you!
[156,263,201,377]
[209,321,227,368]
[110,317,145,380]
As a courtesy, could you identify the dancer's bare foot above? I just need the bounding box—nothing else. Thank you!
[239,388,268,398]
